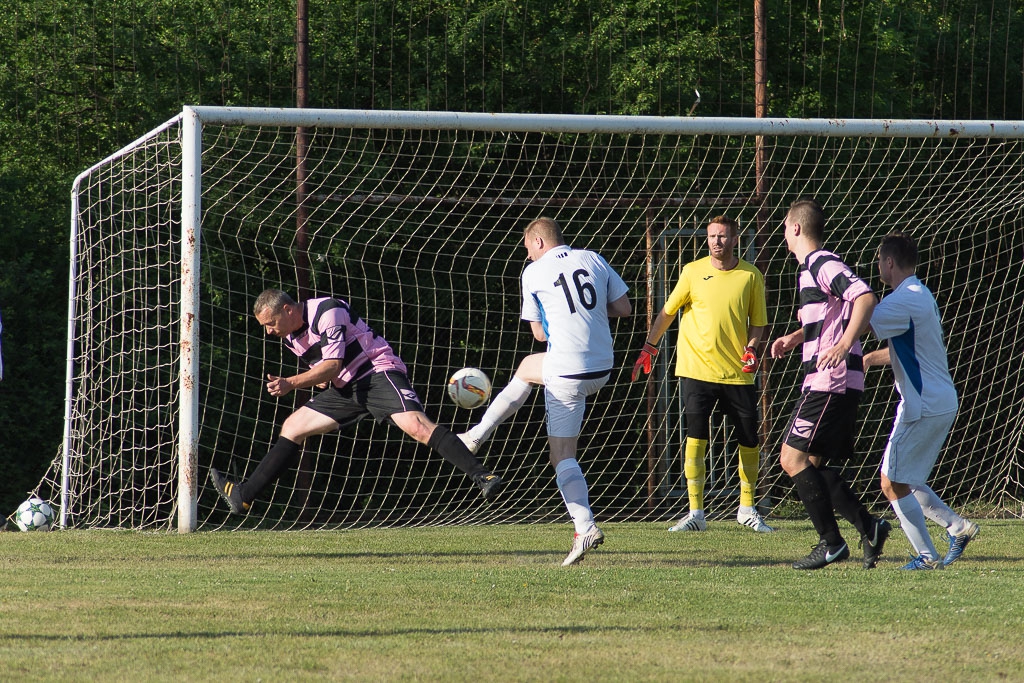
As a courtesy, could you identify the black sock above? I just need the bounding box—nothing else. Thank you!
[791,466,844,547]
[238,436,301,502]
[428,425,487,478]
[819,465,874,536]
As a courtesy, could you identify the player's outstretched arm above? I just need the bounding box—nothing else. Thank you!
[862,346,892,369]
[266,359,342,396]
[631,343,659,381]
[770,329,804,358]
[630,307,674,381]
[816,292,877,370]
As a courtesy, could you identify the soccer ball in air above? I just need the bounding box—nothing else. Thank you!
[447,367,492,409]
[14,497,55,532]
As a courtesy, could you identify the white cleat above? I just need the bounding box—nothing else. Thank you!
[457,432,482,455]
[737,509,775,533]
[561,527,605,566]
[668,511,707,532]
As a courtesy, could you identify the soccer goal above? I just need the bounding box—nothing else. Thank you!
[50,107,1024,532]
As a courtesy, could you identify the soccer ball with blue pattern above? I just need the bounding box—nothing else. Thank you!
[14,497,55,532]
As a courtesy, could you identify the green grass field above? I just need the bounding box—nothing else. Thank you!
[2,520,1022,681]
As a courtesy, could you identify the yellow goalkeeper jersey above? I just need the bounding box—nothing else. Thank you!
[664,256,768,385]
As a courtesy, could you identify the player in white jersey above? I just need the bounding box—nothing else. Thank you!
[865,232,978,569]
[459,217,631,566]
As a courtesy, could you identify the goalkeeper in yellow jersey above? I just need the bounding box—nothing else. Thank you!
[630,215,773,532]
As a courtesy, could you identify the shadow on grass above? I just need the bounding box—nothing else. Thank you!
[0,623,650,642]
[269,548,788,568]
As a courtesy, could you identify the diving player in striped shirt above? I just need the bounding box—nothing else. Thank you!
[864,232,978,569]
[458,217,631,566]
[770,198,891,570]
[209,289,504,515]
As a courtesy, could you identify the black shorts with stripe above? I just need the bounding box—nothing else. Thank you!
[304,370,424,428]
[783,389,862,459]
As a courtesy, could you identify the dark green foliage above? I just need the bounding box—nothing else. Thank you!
[1,0,1022,513]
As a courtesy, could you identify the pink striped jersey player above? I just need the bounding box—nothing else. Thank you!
[770,198,889,571]
[209,289,505,516]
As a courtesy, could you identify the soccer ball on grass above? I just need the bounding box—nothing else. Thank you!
[14,497,55,532]
[447,367,492,409]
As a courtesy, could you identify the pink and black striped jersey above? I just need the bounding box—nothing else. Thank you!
[796,250,874,393]
[282,297,406,389]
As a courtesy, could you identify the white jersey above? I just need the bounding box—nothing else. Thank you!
[870,275,958,422]
[521,245,629,378]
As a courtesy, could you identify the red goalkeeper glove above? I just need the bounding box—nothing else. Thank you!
[741,346,758,373]
[631,342,659,381]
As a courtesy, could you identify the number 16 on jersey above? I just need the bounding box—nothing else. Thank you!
[554,268,596,313]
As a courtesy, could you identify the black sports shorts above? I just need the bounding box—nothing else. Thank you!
[783,389,862,459]
[304,370,424,427]
[680,377,759,447]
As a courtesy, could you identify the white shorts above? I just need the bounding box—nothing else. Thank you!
[880,411,957,486]
[543,374,610,438]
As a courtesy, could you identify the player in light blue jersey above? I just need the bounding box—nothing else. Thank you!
[865,232,978,569]
[459,217,631,566]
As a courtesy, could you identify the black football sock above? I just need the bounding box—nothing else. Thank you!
[428,425,488,478]
[819,465,874,536]
[791,466,844,547]
[238,436,302,503]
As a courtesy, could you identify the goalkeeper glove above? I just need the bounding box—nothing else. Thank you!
[631,342,659,381]
[741,346,758,373]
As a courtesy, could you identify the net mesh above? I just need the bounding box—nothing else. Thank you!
[49,112,1024,529]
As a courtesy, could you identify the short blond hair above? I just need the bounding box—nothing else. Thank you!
[525,217,565,245]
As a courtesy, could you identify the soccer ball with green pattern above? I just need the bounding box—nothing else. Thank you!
[14,497,55,532]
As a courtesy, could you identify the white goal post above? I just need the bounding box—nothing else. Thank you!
[54,107,1024,532]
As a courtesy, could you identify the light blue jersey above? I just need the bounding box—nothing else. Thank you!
[520,245,629,379]
[870,275,957,422]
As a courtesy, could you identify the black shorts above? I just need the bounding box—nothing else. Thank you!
[304,371,424,428]
[681,377,759,447]
[783,389,862,459]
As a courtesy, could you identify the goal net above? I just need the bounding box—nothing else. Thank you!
[48,108,1024,531]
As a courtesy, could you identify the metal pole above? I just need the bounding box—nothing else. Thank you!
[295,0,311,301]
[644,210,668,511]
[62,187,81,530]
[753,0,775,511]
[294,0,315,519]
[188,107,1024,138]
[178,107,203,533]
